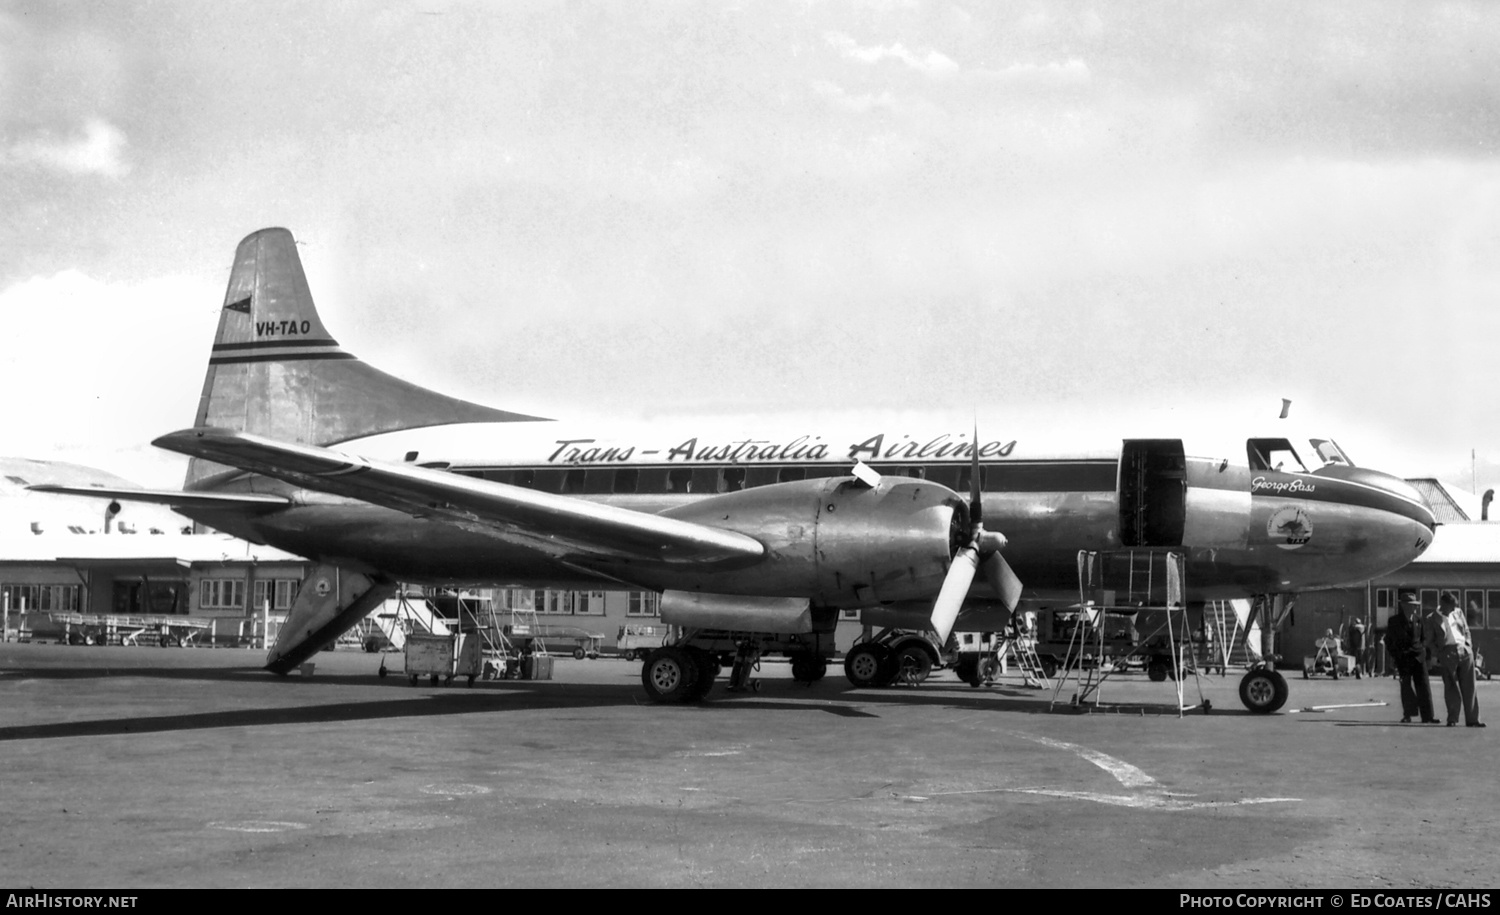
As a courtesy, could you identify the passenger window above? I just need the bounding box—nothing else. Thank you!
[723,467,747,492]
[482,469,516,485]
[777,467,806,483]
[583,469,615,494]
[612,468,639,494]
[692,468,720,493]
[635,469,668,493]
[531,469,565,493]
[926,466,960,488]
[562,469,587,494]
[667,469,694,493]
[745,467,780,488]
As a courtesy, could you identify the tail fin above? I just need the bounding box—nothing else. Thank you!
[188,228,544,488]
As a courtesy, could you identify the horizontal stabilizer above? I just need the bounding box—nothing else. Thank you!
[27,484,290,510]
[154,427,767,569]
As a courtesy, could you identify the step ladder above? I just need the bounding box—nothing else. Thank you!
[1057,549,1208,716]
[997,633,1051,688]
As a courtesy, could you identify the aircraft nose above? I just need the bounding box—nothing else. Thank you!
[1366,471,1437,535]
[1318,466,1436,535]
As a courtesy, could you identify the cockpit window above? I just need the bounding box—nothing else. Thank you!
[1308,438,1354,468]
[1247,438,1308,473]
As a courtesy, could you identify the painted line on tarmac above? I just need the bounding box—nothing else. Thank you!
[898,734,1299,810]
[998,788,1300,810]
[208,820,309,832]
[1024,735,1158,788]
[1017,734,1299,809]
[420,783,492,797]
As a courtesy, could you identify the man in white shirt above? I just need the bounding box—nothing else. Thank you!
[1422,593,1483,727]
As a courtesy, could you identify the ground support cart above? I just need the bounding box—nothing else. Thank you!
[404,632,484,687]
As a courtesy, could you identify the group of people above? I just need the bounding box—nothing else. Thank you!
[1382,592,1484,727]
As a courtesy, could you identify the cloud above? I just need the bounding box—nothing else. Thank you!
[0,269,218,457]
[7,118,130,178]
[971,58,1091,88]
[825,32,959,76]
[810,79,903,114]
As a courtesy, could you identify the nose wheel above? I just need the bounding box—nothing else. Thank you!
[1238,667,1289,714]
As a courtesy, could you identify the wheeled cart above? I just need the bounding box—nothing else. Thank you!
[405,632,483,686]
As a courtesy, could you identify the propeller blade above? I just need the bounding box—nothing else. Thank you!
[931,546,980,644]
[981,551,1024,613]
[969,422,982,526]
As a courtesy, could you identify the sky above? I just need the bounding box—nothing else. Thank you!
[2,1,1499,492]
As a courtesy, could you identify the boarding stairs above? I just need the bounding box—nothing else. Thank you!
[369,591,453,650]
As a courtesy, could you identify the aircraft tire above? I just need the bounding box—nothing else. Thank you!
[641,646,700,703]
[893,643,933,686]
[685,647,717,700]
[790,654,827,683]
[843,643,890,688]
[1239,668,1289,714]
[955,655,983,687]
[1147,661,1168,682]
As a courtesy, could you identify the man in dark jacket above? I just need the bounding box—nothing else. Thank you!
[1347,618,1368,678]
[1384,594,1435,723]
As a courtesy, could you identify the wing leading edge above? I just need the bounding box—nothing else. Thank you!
[152,427,767,569]
[26,485,290,510]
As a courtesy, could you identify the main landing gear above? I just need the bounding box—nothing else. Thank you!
[640,646,720,703]
[843,634,942,688]
[639,641,831,703]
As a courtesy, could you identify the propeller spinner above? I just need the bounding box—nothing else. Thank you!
[929,429,1023,643]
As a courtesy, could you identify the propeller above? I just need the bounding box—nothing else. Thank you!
[930,427,1023,644]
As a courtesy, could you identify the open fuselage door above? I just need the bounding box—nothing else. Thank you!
[1119,439,1186,548]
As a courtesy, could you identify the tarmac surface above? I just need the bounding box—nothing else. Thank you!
[0,641,1491,889]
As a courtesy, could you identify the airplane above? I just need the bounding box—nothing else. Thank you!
[34,228,1437,714]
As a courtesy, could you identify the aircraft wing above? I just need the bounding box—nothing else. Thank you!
[152,427,767,568]
[27,484,290,511]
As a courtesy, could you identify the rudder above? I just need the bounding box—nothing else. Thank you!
[189,228,544,488]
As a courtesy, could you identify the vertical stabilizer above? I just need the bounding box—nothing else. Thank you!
[189,228,544,488]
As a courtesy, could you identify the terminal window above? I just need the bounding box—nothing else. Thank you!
[200,578,246,610]
[627,592,660,616]
[253,579,301,611]
[2,584,80,613]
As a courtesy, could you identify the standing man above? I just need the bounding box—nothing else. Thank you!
[1423,592,1484,728]
[1384,593,1435,724]
[1346,618,1368,679]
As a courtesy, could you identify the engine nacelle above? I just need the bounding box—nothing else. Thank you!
[659,475,963,607]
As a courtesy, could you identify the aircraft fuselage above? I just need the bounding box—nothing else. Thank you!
[183,423,1435,609]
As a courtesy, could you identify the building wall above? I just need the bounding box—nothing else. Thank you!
[1283,570,1500,673]
[1369,566,1500,665]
